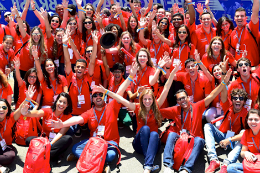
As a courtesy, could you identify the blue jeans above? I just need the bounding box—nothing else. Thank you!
[163,132,205,173]
[227,163,243,173]
[132,125,160,170]
[72,138,118,163]
[204,123,242,165]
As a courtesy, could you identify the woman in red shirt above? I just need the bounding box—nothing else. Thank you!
[22,92,73,163]
[33,45,68,108]
[158,17,170,39]
[127,15,139,43]
[0,70,13,105]
[95,62,180,173]
[216,17,234,51]
[227,109,260,172]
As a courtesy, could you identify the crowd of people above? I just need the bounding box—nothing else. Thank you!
[0,0,260,172]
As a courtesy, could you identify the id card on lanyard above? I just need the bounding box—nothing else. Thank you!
[235,27,245,55]
[241,82,252,111]
[226,113,240,139]
[49,112,63,142]
[180,105,193,134]
[77,79,85,108]
[0,119,7,151]
[51,80,58,102]
[93,107,106,137]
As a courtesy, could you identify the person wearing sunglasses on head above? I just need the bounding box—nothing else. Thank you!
[229,0,259,67]
[0,85,35,173]
[0,11,11,44]
[228,58,260,111]
[204,88,248,173]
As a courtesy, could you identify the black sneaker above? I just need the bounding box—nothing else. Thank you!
[74,128,82,138]
[151,165,160,173]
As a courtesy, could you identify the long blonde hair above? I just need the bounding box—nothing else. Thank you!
[138,89,162,127]
[29,26,47,63]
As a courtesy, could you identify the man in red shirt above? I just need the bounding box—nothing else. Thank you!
[204,88,248,173]
[173,58,212,103]
[229,0,259,66]
[161,70,231,173]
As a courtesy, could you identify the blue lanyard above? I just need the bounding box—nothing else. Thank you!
[0,119,7,140]
[86,34,92,44]
[252,137,260,153]
[0,90,3,98]
[152,41,162,58]
[181,105,193,131]
[136,66,147,86]
[77,79,84,95]
[3,53,8,60]
[223,33,229,42]
[236,27,245,46]
[50,80,58,95]
[93,107,106,125]
[179,42,185,60]
[229,113,240,130]
[20,38,23,45]
[241,81,251,97]
[203,31,213,45]
[191,76,198,97]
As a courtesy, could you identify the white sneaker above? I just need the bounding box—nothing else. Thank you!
[0,166,10,173]
[164,166,174,173]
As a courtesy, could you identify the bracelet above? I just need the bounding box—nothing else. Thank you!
[25,99,31,102]
[136,28,145,32]
[187,2,195,5]
[102,90,109,102]
[128,75,134,79]
[63,44,68,47]
[128,76,136,84]
[196,61,202,65]
[221,81,228,90]
[228,137,234,149]
[78,9,86,13]
[158,67,166,75]
[65,8,73,12]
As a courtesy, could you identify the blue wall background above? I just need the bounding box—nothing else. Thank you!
[0,0,256,27]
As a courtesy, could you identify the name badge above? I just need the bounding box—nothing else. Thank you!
[54,59,59,67]
[225,130,235,139]
[205,44,209,52]
[49,132,56,142]
[109,98,113,103]
[91,81,95,89]
[216,102,222,115]
[97,125,105,136]
[189,95,194,103]
[53,95,58,102]
[78,95,85,105]
[126,65,131,75]
[245,99,252,111]
[151,58,157,66]
[236,43,240,55]
[0,139,7,151]
[68,48,73,59]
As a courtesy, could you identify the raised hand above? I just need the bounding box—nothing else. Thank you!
[129,62,138,77]
[92,85,107,94]
[32,45,38,60]
[220,57,229,73]
[205,0,210,7]
[172,62,182,74]
[172,3,179,14]
[14,57,20,70]
[149,10,156,20]
[11,2,19,16]
[223,69,232,84]
[158,55,169,68]
[21,103,30,116]
[179,8,184,15]
[195,3,204,14]
[62,0,68,9]
[116,2,121,13]
[30,0,36,10]
[140,7,146,17]
[26,85,36,100]
[194,49,201,62]
[40,8,48,19]
[139,18,146,28]
[92,31,98,45]
[75,0,82,6]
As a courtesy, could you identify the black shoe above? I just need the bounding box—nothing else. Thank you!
[151,165,160,173]
[74,128,82,138]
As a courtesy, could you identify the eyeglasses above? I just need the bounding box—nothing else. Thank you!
[28,76,37,79]
[83,21,92,25]
[32,33,41,36]
[85,8,92,11]
[160,22,168,25]
[177,96,186,102]
[51,19,59,23]
[232,96,244,101]
[0,106,7,110]
[248,118,260,123]
[4,14,11,18]
[172,18,182,21]
[238,62,249,67]
[178,31,187,34]
[68,22,77,26]
[86,50,93,53]
[93,93,103,98]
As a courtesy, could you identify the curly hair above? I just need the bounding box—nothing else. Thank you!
[138,89,162,127]
[42,59,61,89]
[118,31,137,61]
[0,70,8,88]
[231,88,248,101]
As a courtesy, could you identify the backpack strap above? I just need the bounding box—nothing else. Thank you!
[246,25,258,47]
[15,40,29,56]
[107,141,121,166]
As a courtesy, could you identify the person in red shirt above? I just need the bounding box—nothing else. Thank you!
[22,92,73,163]
[95,62,180,173]
[201,36,236,72]
[161,69,231,173]
[216,17,234,51]
[0,70,12,105]
[0,86,34,172]
[0,35,14,75]
[173,58,212,103]
[229,0,259,66]
[127,15,139,43]
[204,88,248,173]
[191,12,216,57]
[33,45,68,108]
[227,109,260,172]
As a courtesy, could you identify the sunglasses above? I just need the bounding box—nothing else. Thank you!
[68,22,77,26]
[86,50,93,53]
[83,21,92,25]
[4,14,11,18]
[165,67,171,70]
[32,33,41,36]
[56,28,64,31]
[85,8,92,11]
[238,62,249,67]
[28,76,37,79]
[177,96,186,102]
[0,106,7,110]
[178,31,187,34]
[232,96,244,101]
[93,93,103,98]
[160,22,168,25]
[51,19,59,23]
[173,18,182,21]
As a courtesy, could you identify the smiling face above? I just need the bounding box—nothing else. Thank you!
[56,5,64,17]
[0,101,8,121]
[74,61,87,79]
[2,37,13,53]
[212,65,222,80]
[157,9,165,20]
[234,11,247,27]
[55,30,64,44]
[85,5,94,17]
[113,70,123,83]
[201,14,212,29]
[142,94,153,109]
[221,20,230,32]
[45,60,55,74]
[111,26,118,36]
[248,113,260,132]
[185,61,198,77]
[85,46,93,60]
[129,17,137,29]
[172,15,183,28]
[93,92,105,107]
[67,20,77,32]
[176,92,190,109]
[211,39,222,54]
[110,5,117,17]
[138,51,148,68]
[231,94,245,113]
[165,11,172,21]
[84,18,93,30]
[51,17,60,29]
[133,3,141,13]
[55,96,68,112]
[121,33,131,46]
[159,19,168,30]
[237,60,251,78]
[32,29,41,43]
[28,72,37,85]
[178,26,188,42]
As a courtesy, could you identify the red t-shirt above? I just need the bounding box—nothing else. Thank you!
[107,74,128,102]
[41,108,72,137]
[46,35,64,63]
[221,29,232,51]
[219,100,248,134]
[175,72,212,103]
[160,100,206,138]
[121,43,141,66]
[0,44,14,72]
[0,83,13,100]
[16,81,42,109]
[102,17,122,28]
[0,24,10,43]
[210,78,221,108]
[191,27,216,58]
[86,59,108,86]
[66,70,92,115]
[80,32,102,59]
[40,75,68,106]
[68,31,82,64]
[80,100,121,144]
[134,103,159,133]
[105,51,120,69]
[147,40,169,64]
[0,113,16,145]
[241,129,260,153]
[13,33,24,54]
[230,21,259,66]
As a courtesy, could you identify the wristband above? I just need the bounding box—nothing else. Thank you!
[228,137,234,149]
[102,90,109,102]
[221,81,228,90]
[78,9,86,13]
[187,2,195,5]
[32,9,36,11]
[114,13,122,18]
[128,76,136,84]
[65,8,73,12]
[196,61,202,65]
[128,75,134,79]
[136,28,145,32]
[63,44,68,47]
[158,67,166,75]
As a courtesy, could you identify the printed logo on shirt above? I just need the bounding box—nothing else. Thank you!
[185,85,191,89]
[200,38,207,42]
[209,64,215,69]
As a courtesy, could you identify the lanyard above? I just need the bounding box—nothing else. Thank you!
[3,53,8,60]
[0,90,3,98]
[86,34,92,44]
[52,112,63,120]
[236,27,245,46]
[20,38,23,45]
[50,80,58,95]
[77,79,84,95]
[203,31,213,45]
[252,137,260,153]
[181,105,193,131]
[136,66,147,86]
[152,41,162,58]
[179,42,185,60]
[229,113,240,130]
[241,81,251,97]
[191,77,198,97]
[0,119,7,140]
[223,33,229,42]
[93,107,106,125]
